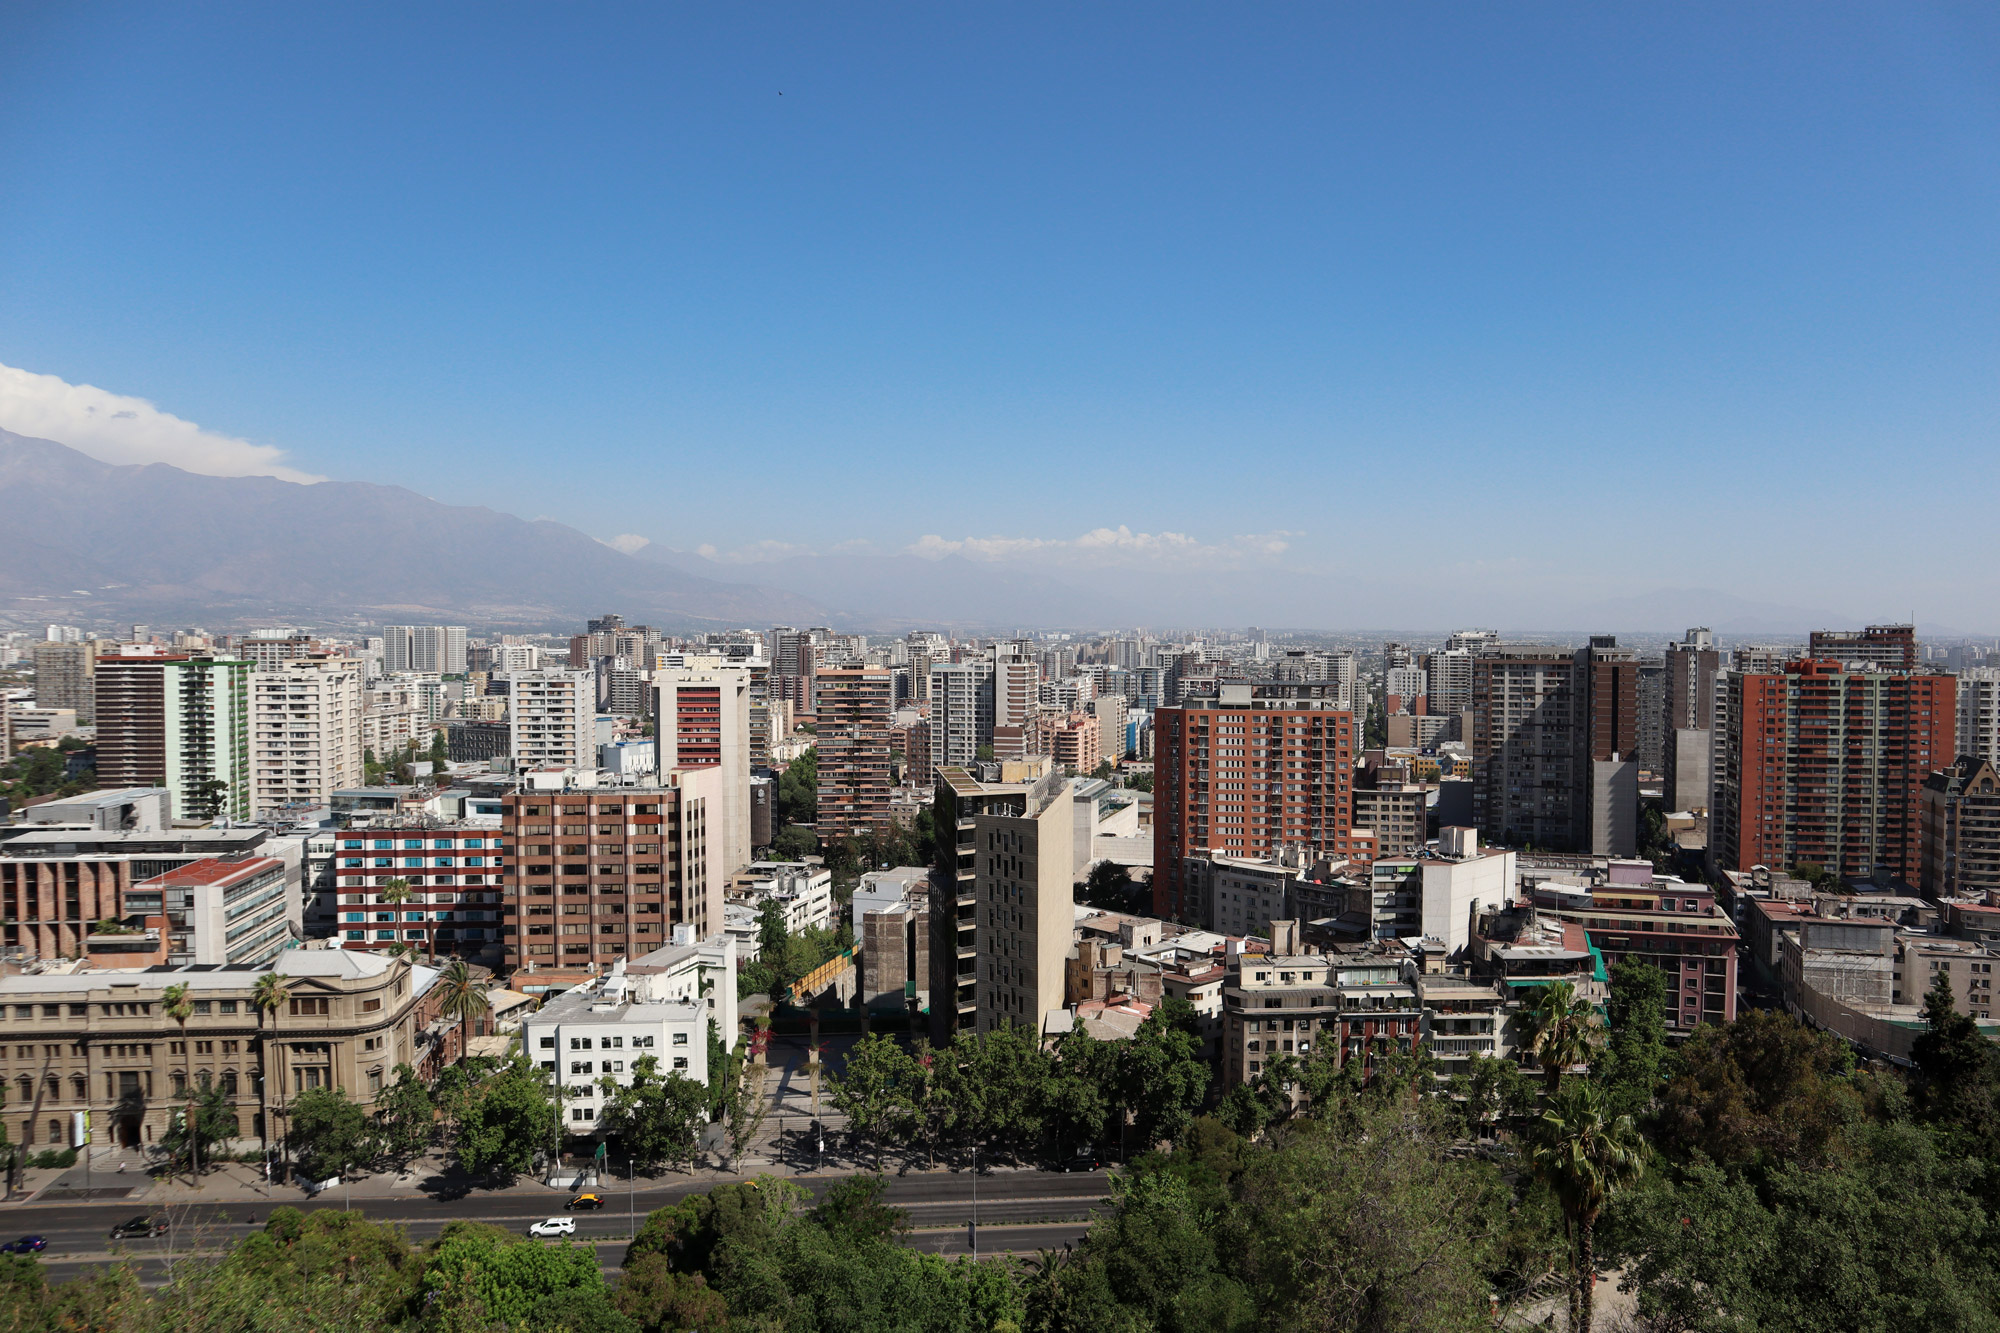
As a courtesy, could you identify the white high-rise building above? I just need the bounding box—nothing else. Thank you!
[1385,666,1427,706]
[1425,649,1475,717]
[505,669,598,771]
[490,643,540,673]
[251,656,364,813]
[382,625,468,675]
[930,659,994,771]
[1958,668,2000,768]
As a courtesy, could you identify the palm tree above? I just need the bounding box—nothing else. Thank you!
[435,959,492,1053]
[1529,1081,1646,1333]
[251,972,291,1164]
[380,877,426,960]
[1516,979,1603,1095]
[161,983,196,1180]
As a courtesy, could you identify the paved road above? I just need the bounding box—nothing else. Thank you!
[7,1167,1111,1283]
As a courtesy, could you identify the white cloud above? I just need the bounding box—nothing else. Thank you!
[633,527,1304,573]
[602,534,652,554]
[0,362,325,483]
[908,525,1298,570]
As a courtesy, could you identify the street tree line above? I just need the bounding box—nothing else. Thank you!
[826,999,1210,1167]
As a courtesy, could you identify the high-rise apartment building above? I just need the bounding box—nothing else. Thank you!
[1714,660,1954,883]
[1384,666,1427,712]
[816,667,894,836]
[1662,628,1721,812]
[1956,668,2000,769]
[1808,624,1918,671]
[769,626,827,712]
[1472,648,1578,850]
[96,652,255,822]
[1635,660,1666,775]
[1423,648,1475,724]
[1091,693,1129,762]
[992,652,1041,759]
[655,665,752,875]
[1472,639,1639,854]
[237,635,321,669]
[1152,683,1358,921]
[251,656,364,813]
[1920,756,2000,900]
[1271,651,1357,711]
[1048,712,1102,774]
[928,758,1068,1039]
[1576,637,1641,856]
[1731,644,1797,674]
[502,768,726,974]
[382,625,468,676]
[929,660,994,771]
[504,669,598,772]
[32,641,98,723]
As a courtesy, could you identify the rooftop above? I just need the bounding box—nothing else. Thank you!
[0,947,416,996]
[136,856,284,889]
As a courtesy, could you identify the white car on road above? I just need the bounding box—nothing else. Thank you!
[528,1217,576,1238]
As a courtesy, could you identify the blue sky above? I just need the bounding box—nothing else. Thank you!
[3,5,1999,625]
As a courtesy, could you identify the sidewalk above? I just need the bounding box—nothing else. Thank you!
[12,1151,566,1209]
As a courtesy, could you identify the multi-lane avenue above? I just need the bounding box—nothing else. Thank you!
[4,1167,1110,1285]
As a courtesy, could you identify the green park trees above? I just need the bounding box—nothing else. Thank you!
[454,1056,562,1181]
[373,1064,436,1168]
[597,1055,709,1173]
[285,1086,376,1182]
[822,1003,1210,1168]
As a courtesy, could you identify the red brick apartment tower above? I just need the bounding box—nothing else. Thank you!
[1152,683,1357,921]
[505,786,713,974]
[1717,659,1954,882]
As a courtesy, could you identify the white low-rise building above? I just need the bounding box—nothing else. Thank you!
[731,862,833,934]
[1421,827,1518,957]
[628,929,740,1054]
[851,866,929,937]
[523,963,712,1130]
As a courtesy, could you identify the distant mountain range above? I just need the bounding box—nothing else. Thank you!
[3,427,1974,637]
[0,428,821,631]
